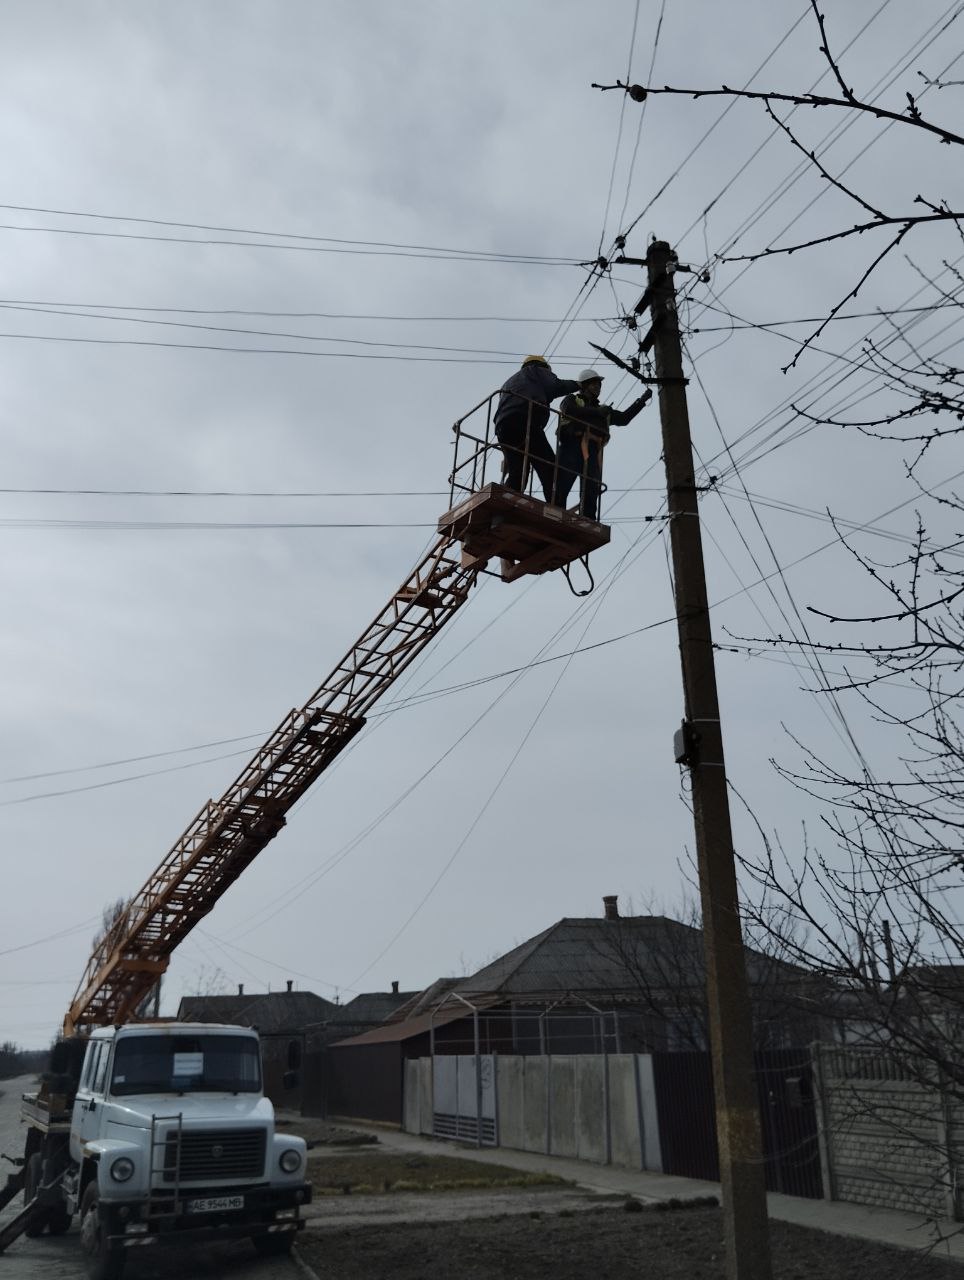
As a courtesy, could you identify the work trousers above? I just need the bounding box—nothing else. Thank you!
[495,417,558,502]
[555,435,603,520]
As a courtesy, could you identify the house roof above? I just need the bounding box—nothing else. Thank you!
[330,997,501,1048]
[386,978,463,1022]
[445,917,688,998]
[329,990,417,1025]
[447,915,805,1001]
[177,990,337,1034]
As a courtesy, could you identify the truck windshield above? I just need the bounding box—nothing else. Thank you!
[109,1034,261,1096]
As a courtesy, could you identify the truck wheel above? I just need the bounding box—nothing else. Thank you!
[80,1183,125,1280]
[23,1154,48,1236]
[251,1231,295,1256]
[47,1207,73,1235]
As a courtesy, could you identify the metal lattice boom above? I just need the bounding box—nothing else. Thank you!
[65,536,477,1035]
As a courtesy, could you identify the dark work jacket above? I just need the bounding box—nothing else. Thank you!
[494,365,582,435]
[557,392,649,446]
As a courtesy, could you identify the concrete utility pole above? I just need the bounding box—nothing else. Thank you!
[632,239,773,1279]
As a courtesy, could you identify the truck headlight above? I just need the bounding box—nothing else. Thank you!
[279,1149,302,1174]
[110,1157,135,1183]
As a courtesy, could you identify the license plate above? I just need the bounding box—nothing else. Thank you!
[186,1195,244,1214]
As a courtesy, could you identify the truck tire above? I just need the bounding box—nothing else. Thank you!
[80,1183,126,1280]
[23,1154,47,1236]
[47,1206,73,1236]
[251,1231,295,1256]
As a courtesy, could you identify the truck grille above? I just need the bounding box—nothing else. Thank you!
[163,1128,266,1183]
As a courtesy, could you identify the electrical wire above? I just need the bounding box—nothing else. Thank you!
[0,916,102,957]
[229,519,668,939]
[614,0,666,234]
[0,330,590,364]
[597,0,642,257]
[349,557,621,987]
[0,203,579,264]
[0,220,580,265]
[674,0,898,252]
[616,5,813,244]
[0,301,594,361]
[686,343,886,774]
[0,300,621,324]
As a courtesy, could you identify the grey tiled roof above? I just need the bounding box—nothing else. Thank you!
[329,991,417,1025]
[450,916,798,998]
[387,978,463,1022]
[176,990,337,1034]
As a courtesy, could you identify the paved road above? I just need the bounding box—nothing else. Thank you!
[0,1077,301,1280]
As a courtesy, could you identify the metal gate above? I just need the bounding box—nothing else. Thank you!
[432,1055,497,1145]
[652,1049,823,1198]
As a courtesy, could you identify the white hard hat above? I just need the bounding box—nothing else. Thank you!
[577,368,604,383]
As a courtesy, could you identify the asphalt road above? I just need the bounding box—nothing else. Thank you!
[0,1076,301,1280]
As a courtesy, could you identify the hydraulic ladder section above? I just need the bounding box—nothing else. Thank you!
[64,535,478,1035]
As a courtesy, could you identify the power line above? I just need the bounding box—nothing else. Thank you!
[0,516,655,530]
[196,929,350,997]
[0,206,578,264]
[615,0,666,234]
[0,301,592,360]
[0,299,620,324]
[231,519,668,938]
[674,0,898,253]
[0,916,101,957]
[616,5,813,244]
[597,0,642,256]
[687,345,886,775]
[0,330,590,364]
[689,257,964,484]
[0,485,663,499]
[689,301,963,333]
[350,555,618,987]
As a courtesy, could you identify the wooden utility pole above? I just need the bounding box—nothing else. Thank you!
[634,239,772,1278]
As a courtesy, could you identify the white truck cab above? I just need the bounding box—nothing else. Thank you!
[21,1022,311,1280]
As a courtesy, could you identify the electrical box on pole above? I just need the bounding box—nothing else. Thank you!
[635,240,773,1280]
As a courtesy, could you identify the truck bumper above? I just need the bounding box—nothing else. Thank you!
[101,1181,312,1248]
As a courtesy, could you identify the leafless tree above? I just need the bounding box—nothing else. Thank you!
[596,0,964,371]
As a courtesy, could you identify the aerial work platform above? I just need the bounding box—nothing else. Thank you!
[441,388,611,583]
[438,483,610,581]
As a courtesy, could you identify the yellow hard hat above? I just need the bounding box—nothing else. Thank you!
[522,354,549,366]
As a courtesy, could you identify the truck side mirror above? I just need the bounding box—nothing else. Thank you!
[282,1071,299,1091]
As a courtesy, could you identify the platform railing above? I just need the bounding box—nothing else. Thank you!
[449,389,607,521]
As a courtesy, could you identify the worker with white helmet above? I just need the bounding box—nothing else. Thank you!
[554,369,651,519]
[493,355,582,501]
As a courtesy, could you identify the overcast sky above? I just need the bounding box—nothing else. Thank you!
[2,1,961,1047]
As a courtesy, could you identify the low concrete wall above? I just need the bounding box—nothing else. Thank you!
[404,1053,662,1173]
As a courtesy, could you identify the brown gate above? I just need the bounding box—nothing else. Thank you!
[651,1049,822,1198]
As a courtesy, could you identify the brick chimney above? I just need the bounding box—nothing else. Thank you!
[602,895,619,921]
[286,980,293,993]
[391,980,399,995]
[238,983,244,995]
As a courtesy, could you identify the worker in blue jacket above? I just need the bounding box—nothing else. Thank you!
[493,355,582,501]
[554,369,650,519]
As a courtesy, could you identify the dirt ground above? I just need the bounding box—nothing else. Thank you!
[274,1113,377,1147]
[295,1204,964,1280]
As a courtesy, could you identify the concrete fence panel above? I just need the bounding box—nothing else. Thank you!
[574,1055,606,1163]
[496,1055,525,1151]
[403,1052,662,1173]
[610,1054,644,1170]
[549,1056,578,1158]
[815,1044,960,1221]
[523,1056,548,1153]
